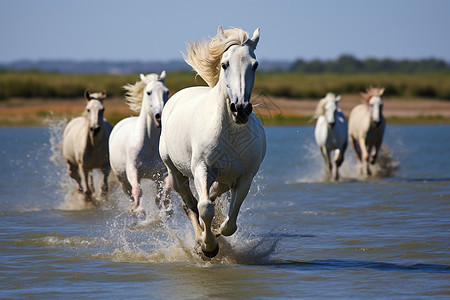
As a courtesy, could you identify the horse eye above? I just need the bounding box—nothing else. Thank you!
[221,62,229,70]
[147,91,152,96]
[253,61,259,71]
[87,109,90,113]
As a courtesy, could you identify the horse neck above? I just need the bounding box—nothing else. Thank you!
[84,119,101,148]
[211,76,235,125]
[137,101,158,139]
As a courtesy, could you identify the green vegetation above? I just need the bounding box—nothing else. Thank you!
[254,72,450,100]
[0,70,207,100]
[0,69,449,101]
[290,55,450,74]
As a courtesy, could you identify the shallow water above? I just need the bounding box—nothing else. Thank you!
[0,124,449,299]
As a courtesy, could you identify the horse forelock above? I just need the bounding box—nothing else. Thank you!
[123,74,161,113]
[184,28,250,87]
[361,87,385,103]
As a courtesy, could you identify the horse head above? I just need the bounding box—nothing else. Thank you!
[362,87,384,127]
[140,71,169,128]
[219,27,260,124]
[324,93,341,128]
[85,90,106,135]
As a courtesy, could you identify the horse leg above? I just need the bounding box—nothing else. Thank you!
[154,174,172,210]
[333,141,347,181]
[171,169,202,242]
[351,137,363,175]
[101,164,110,197]
[370,143,381,165]
[88,172,94,193]
[319,146,332,178]
[218,176,252,238]
[351,137,362,164]
[193,163,219,257]
[358,138,371,176]
[209,182,230,234]
[118,175,133,200]
[126,163,141,210]
[333,149,341,180]
[67,162,82,192]
[79,164,92,201]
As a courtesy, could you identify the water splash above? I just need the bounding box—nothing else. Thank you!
[41,117,281,265]
[288,138,399,183]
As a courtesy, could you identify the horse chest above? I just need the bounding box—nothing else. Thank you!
[204,126,260,179]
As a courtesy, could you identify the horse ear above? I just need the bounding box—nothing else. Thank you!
[336,95,341,102]
[159,70,166,82]
[100,90,107,100]
[248,27,260,49]
[140,74,146,81]
[379,87,385,96]
[85,90,91,102]
[217,26,226,41]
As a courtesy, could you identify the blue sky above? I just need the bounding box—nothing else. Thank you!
[1,0,449,63]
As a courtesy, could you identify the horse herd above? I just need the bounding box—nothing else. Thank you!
[313,87,386,180]
[61,27,385,257]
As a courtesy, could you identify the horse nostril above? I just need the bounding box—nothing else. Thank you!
[155,113,161,120]
[91,127,100,135]
[230,103,237,113]
[244,103,253,115]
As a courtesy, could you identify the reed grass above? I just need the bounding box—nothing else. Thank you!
[0,70,449,101]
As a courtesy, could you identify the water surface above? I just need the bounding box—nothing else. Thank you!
[0,124,449,299]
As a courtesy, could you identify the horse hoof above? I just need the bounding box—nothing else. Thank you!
[130,206,145,215]
[202,244,219,258]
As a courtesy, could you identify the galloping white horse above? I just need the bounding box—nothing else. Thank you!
[62,91,113,201]
[159,27,266,257]
[109,72,170,212]
[348,87,386,176]
[314,93,348,180]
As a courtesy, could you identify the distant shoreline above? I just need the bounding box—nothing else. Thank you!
[1,95,450,127]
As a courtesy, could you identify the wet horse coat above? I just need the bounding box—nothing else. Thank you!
[348,87,386,176]
[314,93,348,180]
[159,27,266,257]
[62,91,112,201]
[109,72,170,212]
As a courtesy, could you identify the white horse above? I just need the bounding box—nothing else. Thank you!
[109,72,170,212]
[348,87,386,176]
[314,93,348,180]
[62,91,113,201]
[159,27,266,257]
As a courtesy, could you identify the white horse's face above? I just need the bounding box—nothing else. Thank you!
[86,99,105,135]
[143,80,169,128]
[221,44,258,124]
[324,100,337,128]
[369,96,383,126]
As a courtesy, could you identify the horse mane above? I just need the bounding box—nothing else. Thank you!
[313,93,336,118]
[123,73,161,113]
[183,27,251,87]
[361,86,385,102]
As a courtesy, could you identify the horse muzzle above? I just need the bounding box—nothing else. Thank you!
[90,127,101,135]
[230,102,252,124]
[154,113,162,128]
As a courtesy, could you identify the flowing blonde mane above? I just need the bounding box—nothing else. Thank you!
[361,86,385,101]
[123,74,161,113]
[184,28,251,87]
